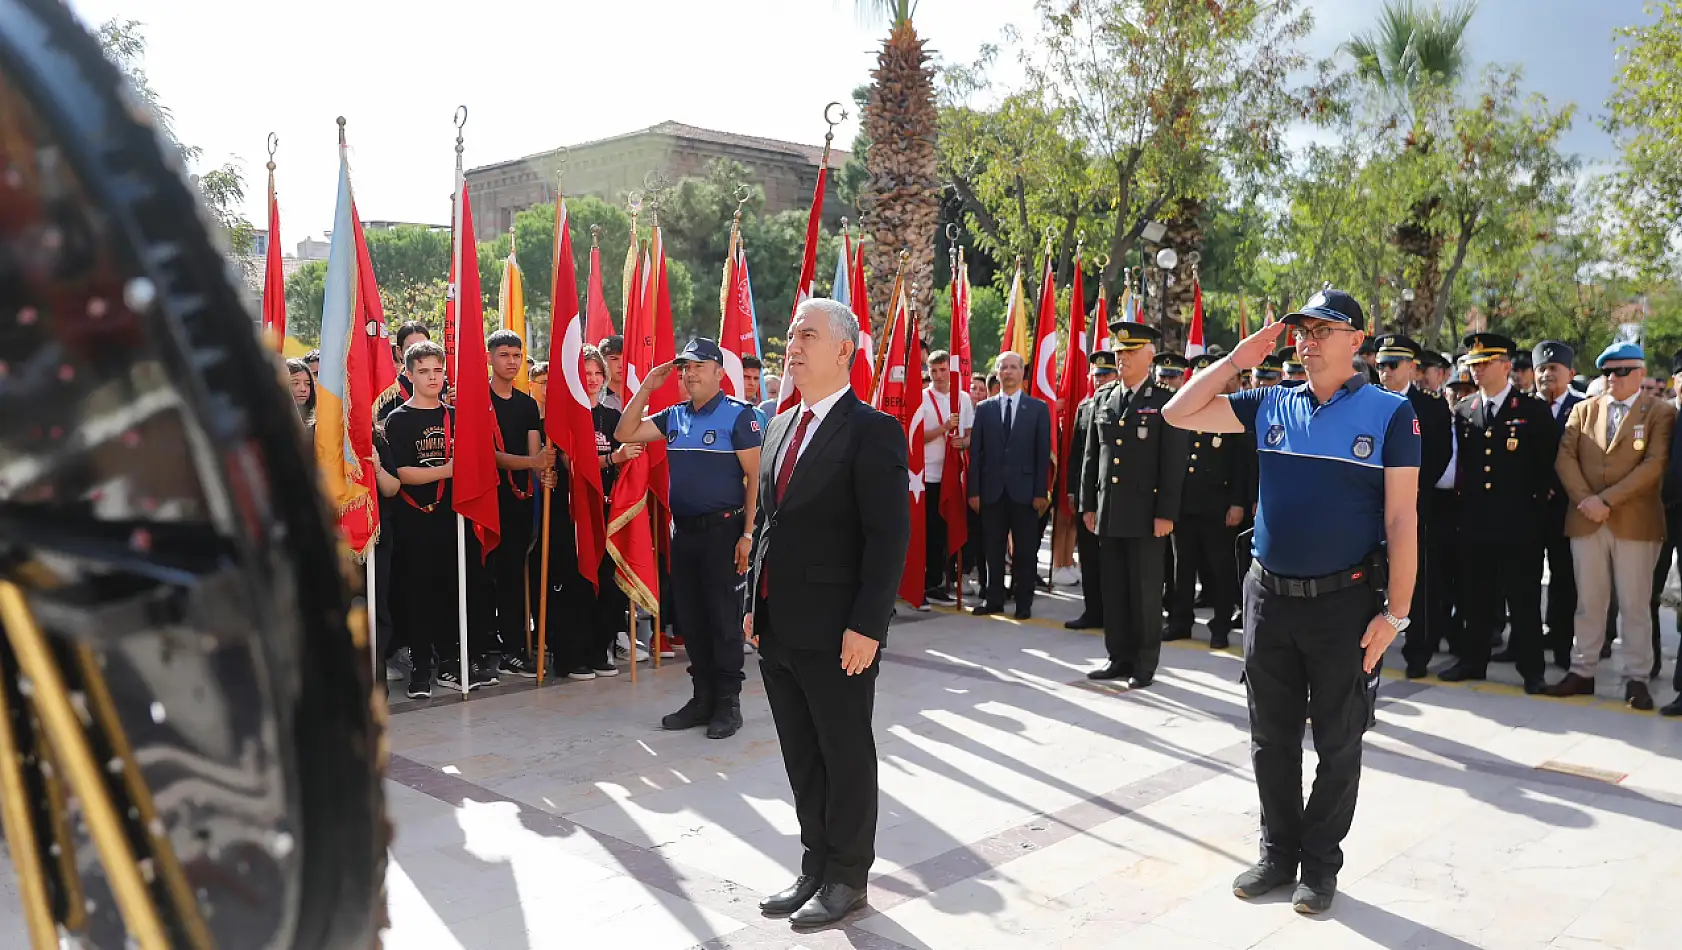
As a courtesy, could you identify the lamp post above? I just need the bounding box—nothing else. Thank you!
[1154,246,1179,327]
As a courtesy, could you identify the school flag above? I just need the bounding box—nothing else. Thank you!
[448,186,501,558]
[1001,260,1031,357]
[941,253,972,557]
[585,237,616,347]
[500,237,529,392]
[1055,258,1089,518]
[261,159,286,348]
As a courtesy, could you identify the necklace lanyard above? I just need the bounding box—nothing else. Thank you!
[489,417,535,500]
[399,409,453,513]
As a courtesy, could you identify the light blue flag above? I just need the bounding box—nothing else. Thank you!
[831,241,850,308]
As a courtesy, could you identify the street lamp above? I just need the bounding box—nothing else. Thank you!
[1155,246,1178,325]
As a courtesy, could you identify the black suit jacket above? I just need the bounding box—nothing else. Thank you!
[1453,389,1559,543]
[1407,384,1454,493]
[748,390,910,649]
[969,392,1052,506]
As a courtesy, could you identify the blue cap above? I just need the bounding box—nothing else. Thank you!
[1282,288,1365,331]
[1596,340,1643,369]
[675,337,725,365]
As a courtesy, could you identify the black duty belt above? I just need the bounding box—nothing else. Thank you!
[674,508,745,532]
[1249,561,1370,599]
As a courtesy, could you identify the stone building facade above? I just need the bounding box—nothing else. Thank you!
[464,121,851,235]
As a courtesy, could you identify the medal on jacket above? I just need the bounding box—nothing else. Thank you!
[1211,435,1222,447]
[1635,423,1647,452]
[1137,425,1149,440]
[1506,425,1518,452]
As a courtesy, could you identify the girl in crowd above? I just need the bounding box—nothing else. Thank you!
[287,358,316,430]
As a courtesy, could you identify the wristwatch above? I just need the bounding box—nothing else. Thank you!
[1382,611,1410,633]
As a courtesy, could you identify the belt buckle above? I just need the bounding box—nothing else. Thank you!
[1284,578,1305,597]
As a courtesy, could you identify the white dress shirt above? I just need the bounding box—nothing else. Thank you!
[1482,382,1512,420]
[919,387,975,481]
[776,385,849,480]
[1551,391,1570,420]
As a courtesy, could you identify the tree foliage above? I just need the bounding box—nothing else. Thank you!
[1606,1,1682,275]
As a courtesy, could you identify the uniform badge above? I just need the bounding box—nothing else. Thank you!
[1265,424,1285,447]
[1211,435,1222,447]
[703,430,717,445]
[1352,435,1374,459]
[1507,426,1519,451]
[750,419,762,433]
[1137,426,1149,440]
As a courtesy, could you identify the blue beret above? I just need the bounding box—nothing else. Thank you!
[1595,341,1644,369]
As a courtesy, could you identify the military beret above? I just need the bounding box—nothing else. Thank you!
[1596,340,1644,369]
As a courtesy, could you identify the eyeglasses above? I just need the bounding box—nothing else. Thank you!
[1291,324,1356,343]
[1602,366,1643,378]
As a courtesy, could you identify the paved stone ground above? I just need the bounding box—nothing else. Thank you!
[4,575,1681,949]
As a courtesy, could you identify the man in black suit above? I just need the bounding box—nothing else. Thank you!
[1080,320,1190,687]
[1374,335,1454,678]
[1534,340,1583,669]
[1064,351,1119,629]
[746,298,910,929]
[968,350,1053,619]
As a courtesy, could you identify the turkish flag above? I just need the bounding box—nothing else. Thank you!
[1056,258,1089,519]
[448,187,500,558]
[848,237,875,402]
[892,301,926,606]
[544,196,606,589]
[719,242,755,399]
[941,259,971,556]
[585,242,616,348]
[262,172,285,347]
[778,163,828,413]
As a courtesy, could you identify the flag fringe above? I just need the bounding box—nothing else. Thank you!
[604,534,660,616]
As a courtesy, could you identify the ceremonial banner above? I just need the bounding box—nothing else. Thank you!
[942,253,972,557]
[261,160,285,348]
[896,304,926,606]
[719,236,755,399]
[777,158,829,413]
[1001,261,1030,358]
[1056,258,1089,518]
[1030,253,1060,415]
[500,238,529,392]
[1093,294,1110,351]
[871,278,909,413]
[312,141,379,559]
[608,228,676,609]
[848,240,875,401]
[585,239,616,347]
[448,187,501,558]
[545,196,606,589]
[351,204,397,413]
[1186,280,1206,359]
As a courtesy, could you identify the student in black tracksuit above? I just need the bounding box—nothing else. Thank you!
[486,330,553,679]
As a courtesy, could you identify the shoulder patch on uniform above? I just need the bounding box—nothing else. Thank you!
[750,419,761,432]
[1352,434,1374,459]
[1265,424,1285,447]
[1413,417,1421,435]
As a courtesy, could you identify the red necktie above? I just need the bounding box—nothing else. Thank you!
[762,409,815,599]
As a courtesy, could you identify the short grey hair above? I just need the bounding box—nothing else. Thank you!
[794,297,859,349]
[995,350,1024,371]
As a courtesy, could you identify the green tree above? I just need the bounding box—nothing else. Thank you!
[284,261,327,346]
[1606,1,1682,275]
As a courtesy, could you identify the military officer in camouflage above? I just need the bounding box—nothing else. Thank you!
[1080,320,1191,688]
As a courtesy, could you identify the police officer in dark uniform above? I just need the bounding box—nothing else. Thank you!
[1079,321,1189,688]
[1163,289,1420,916]
[1279,346,1307,384]
[1533,340,1583,669]
[1252,354,1285,388]
[1373,335,1453,677]
[1065,351,1118,630]
[1163,353,1252,649]
[1437,333,1558,693]
[615,338,764,738]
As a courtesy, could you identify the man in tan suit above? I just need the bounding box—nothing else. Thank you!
[1546,341,1676,711]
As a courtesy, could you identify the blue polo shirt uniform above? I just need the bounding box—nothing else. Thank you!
[1229,376,1420,577]
[652,391,763,517]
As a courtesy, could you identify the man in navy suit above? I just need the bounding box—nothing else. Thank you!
[1534,340,1583,669]
[968,351,1053,619]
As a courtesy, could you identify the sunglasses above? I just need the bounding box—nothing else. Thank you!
[1376,359,1406,370]
[1602,366,1643,378]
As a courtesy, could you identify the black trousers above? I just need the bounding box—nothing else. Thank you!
[1544,523,1577,663]
[1647,503,1682,685]
[982,500,1040,611]
[1099,535,1166,675]
[1075,518,1104,623]
[924,483,952,593]
[965,508,987,590]
[1242,571,1375,877]
[1458,538,1545,680]
[1428,490,1461,654]
[758,617,879,889]
[374,527,396,662]
[390,515,472,672]
[1400,518,1434,671]
[488,497,533,657]
[671,517,747,697]
[1167,511,1238,637]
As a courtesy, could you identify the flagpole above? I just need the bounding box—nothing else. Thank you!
[451,105,472,699]
[872,249,910,395]
[947,233,964,611]
[367,550,378,681]
[537,482,552,682]
[263,132,283,352]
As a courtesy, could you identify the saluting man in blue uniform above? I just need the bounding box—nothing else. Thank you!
[616,338,764,738]
[1164,288,1421,917]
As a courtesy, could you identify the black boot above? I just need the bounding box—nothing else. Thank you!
[661,687,715,731]
[707,694,743,739]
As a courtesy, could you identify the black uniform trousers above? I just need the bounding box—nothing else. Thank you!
[1242,571,1375,877]
[757,614,879,889]
[1647,503,1682,686]
[1543,500,1577,666]
[982,500,1040,611]
[375,528,396,663]
[1167,512,1237,638]
[487,495,533,659]
[1400,517,1434,672]
[1075,518,1105,624]
[1458,538,1546,681]
[1100,535,1166,676]
[1427,490,1461,654]
[671,514,747,697]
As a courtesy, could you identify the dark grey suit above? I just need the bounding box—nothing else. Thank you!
[969,391,1052,611]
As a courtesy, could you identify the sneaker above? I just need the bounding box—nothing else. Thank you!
[498,653,539,679]
[925,588,954,604]
[469,661,499,689]
[567,666,596,681]
[616,642,651,662]
[1233,862,1297,900]
[593,656,619,677]
[406,668,433,699]
[744,639,756,654]
[436,663,466,693]
[1292,876,1336,915]
[1051,566,1080,586]
[657,641,677,659]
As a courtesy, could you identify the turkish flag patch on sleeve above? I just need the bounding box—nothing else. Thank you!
[1413,418,1422,435]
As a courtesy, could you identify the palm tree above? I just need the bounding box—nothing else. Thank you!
[1343,0,1476,338]
[857,0,941,323]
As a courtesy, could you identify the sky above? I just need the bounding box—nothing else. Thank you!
[62,0,1652,244]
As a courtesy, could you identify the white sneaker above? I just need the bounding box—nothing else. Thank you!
[615,642,651,662]
[744,640,756,654]
[1052,566,1080,586]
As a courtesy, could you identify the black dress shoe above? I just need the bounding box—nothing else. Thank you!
[1064,615,1102,630]
[1436,663,1487,683]
[1209,632,1231,650]
[1127,675,1154,689]
[1661,696,1682,717]
[1013,607,1033,620]
[759,875,821,916]
[1161,626,1192,642]
[790,882,867,928]
[1523,676,1546,695]
[1489,649,1518,664]
[1087,662,1132,681]
[971,604,1002,616]
[1627,682,1655,711]
[1405,665,1428,679]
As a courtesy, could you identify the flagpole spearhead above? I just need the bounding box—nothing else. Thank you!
[335,116,346,149]
[266,132,279,172]
[821,101,847,167]
[590,224,600,249]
